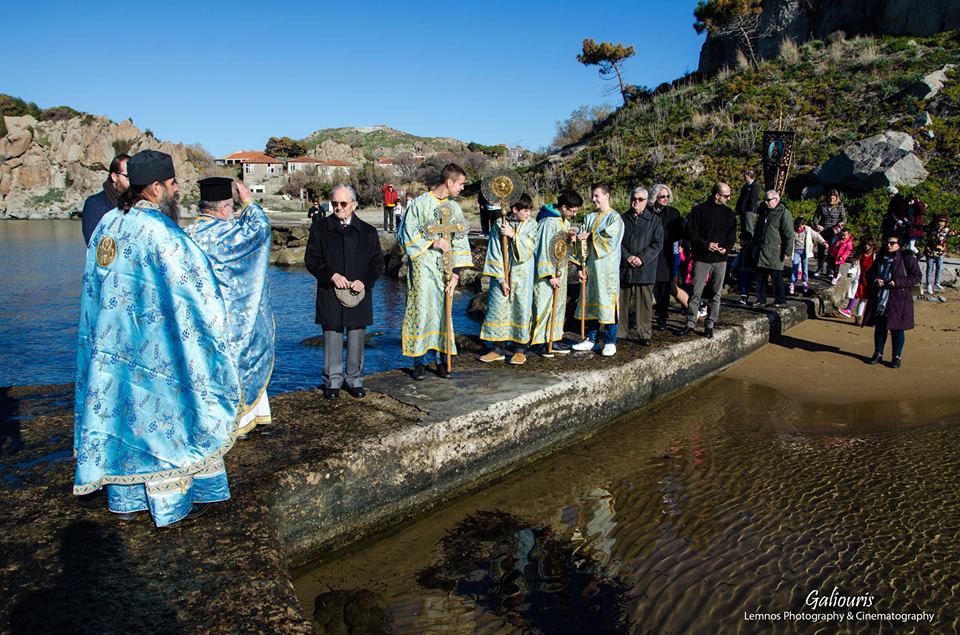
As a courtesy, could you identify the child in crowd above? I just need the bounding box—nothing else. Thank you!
[839,236,876,321]
[923,214,956,294]
[790,216,827,295]
[827,227,855,284]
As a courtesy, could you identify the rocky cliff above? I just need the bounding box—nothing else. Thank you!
[698,0,960,73]
[0,113,218,219]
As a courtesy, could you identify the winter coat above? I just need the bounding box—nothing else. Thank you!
[685,200,737,263]
[793,226,827,258]
[305,214,384,330]
[620,208,664,285]
[862,249,921,330]
[828,235,854,266]
[753,202,794,270]
[651,204,683,282]
[813,203,846,232]
[735,180,760,239]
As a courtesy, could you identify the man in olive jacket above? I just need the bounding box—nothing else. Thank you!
[752,190,794,307]
[619,187,663,345]
[305,184,384,399]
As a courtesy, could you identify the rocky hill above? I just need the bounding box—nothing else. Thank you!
[698,0,960,73]
[532,30,960,243]
[0,97,224,218]
[302,125,468,160]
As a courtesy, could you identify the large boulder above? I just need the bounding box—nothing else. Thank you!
[904,65,953,100]
[273,246,306,266]
[810,131,928,192]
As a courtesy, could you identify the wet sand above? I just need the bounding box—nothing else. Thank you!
[721,289,960,431]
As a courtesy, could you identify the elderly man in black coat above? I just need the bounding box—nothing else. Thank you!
[619,187,664,345]
[305,184,384,399]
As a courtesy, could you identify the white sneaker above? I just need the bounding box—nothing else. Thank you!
[601,343,616,356]
[572,339,595,351]
[697,307,708,320]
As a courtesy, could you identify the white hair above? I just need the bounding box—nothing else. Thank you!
[332,183,357,201]
[766,190,780,199]
[650,183,671,202]
[631,186,649,199]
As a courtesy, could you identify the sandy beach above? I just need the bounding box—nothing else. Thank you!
[721,290,960,430]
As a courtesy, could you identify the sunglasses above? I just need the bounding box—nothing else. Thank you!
[657,194,670,199]
[631,197,647,202]
[887,241,899,245]
[765,198,778,202]
[331,201,352,208]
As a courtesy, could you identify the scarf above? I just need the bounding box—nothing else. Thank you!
[875,252,896,317]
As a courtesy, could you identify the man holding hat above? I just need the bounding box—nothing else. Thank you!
[186,177,275,435]
[305,184,383,399]
[73,149,242,527]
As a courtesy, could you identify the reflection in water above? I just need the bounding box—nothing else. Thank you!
[295,378,960,633]
[0,221,479,392]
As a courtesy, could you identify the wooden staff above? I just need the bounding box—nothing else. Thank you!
[547,282,559,355]
[499,205,511,296]
[580,235,588,339]
[444,271,453,374]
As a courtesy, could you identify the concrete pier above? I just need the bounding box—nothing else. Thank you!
[0,302,807,632]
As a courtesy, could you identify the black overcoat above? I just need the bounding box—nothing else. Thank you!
[862,249,921,331]
[652,205,683,282]
[620,209,664,285]
[304,214,384,330]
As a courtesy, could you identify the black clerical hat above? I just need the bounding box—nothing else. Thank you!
[198,177,234,202]
[127,149,175,186]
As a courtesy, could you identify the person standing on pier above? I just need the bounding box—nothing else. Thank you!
[649,184,686,331]
[618,187,663,346]
[529,189,582,356]
[572,183,625,356]
[680,183,737,339]
[305,184,384,399]
[74,149,241,527]
[751,190,794,308]
[81,153,130,245]
[186,177,274,434]
[479,193,537,365]
[399,163,473,379]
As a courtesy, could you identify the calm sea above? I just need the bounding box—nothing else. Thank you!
[0,220,479,392]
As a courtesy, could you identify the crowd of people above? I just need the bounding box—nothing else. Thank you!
[73,153,953,527]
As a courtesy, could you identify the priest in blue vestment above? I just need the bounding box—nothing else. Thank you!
[186,177,274,436]
[74,150,241,527]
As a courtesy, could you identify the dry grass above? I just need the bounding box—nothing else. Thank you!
[735,49,750,70]
[779,37,801,65]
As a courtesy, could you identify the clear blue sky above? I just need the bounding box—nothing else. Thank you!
[2,1,705,156]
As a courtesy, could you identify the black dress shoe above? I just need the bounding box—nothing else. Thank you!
[412,364,426,380]
[891,357,902,368]
[436,363,450,379]
[323,387,340,400]
[654,320,666,331]
[345,386,366,398]
[678,326,693,336]
[867,354,882,365]
[703,327,714,339]
[639,338,652,346]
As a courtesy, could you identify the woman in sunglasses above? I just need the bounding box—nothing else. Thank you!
[862,234,921,368]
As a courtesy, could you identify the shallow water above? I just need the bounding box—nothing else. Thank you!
[0,220,479,392]
[294,377,960,633]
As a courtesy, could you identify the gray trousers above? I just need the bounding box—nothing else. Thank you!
[619,284,654,339]
[323,327,365,389]
[686,261,727,328]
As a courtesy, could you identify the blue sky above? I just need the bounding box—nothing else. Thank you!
[2,1,705,156]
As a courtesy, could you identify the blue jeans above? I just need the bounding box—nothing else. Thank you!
[790,252,808,285]
[413,352,448,367]
[585,321,618,345]
[925,255,943,288]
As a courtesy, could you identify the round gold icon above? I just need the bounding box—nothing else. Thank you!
[491,175,514,199]
[96,236,117,267]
